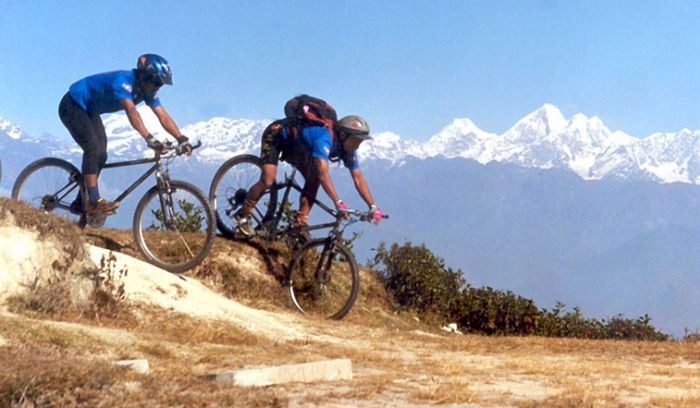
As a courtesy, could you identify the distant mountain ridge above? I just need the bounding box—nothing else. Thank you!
[5,103,700,184]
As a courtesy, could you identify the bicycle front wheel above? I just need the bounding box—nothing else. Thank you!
[11,158,82,223]
[209,154,278,239]
[287,238,360,320]
[133,180,215,273]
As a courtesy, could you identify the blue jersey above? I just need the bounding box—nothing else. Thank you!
[68,70,161,114]
[282,125,359,170]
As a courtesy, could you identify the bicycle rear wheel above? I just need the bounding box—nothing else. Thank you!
[11,158,82,223]
[287,238,359,320]
[209,154,278,239]
[133,180,215,273]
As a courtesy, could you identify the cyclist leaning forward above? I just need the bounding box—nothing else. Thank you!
[58,53,192,218]
[235,96,384,237]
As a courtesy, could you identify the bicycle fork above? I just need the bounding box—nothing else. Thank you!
[314,240,336,284]
[156,172,176,228]
[155,173,196,258]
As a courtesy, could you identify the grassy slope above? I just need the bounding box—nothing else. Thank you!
[2,200,700,406]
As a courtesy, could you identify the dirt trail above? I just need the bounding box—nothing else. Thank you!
[88,245,311,341]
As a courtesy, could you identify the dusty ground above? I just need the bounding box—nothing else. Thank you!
[2,199,700,407]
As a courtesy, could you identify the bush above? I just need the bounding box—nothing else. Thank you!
[602,314,668,341]
[371,241,669,340]
[371,241,464,319]
[457,286,539,335]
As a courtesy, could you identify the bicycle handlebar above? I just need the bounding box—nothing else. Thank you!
[341,209,390,222]
[160,140,202,156]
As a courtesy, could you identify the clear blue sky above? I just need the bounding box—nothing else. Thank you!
[2,1,700,141]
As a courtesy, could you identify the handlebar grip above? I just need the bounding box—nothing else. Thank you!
[174,140,201,155]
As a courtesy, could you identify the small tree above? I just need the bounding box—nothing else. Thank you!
[150,198,204,232]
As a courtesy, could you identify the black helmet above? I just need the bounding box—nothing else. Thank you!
[136,54,173,86]
[338,115,371,140]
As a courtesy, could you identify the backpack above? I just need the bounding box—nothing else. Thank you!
[283,95,338,140]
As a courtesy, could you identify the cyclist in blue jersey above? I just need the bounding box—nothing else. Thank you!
[58,54,192,217]
[235,114,384,237]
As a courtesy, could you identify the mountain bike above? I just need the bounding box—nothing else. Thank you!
[12,141,215,273]
[209,153,388,319]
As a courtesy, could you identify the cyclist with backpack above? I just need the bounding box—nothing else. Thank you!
[235,95,384,237]
[58,53,192,217]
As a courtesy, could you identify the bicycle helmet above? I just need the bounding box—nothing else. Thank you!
[338,115,372,140]
[136,54,173,86]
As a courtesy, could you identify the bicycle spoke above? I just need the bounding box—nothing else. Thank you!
[176,232,196,258]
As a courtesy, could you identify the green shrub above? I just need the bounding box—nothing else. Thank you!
[371,241,464,318]
[457,286,539,335]
[602,314,668,341]
[371,241,669,340]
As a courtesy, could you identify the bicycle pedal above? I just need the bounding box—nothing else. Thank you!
[86,214,107,228]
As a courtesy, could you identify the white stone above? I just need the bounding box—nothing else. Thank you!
[213,359,352,387]
[113,359,150,375]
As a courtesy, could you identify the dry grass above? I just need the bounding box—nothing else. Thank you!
[4,294,700,407]
[4,203,700,406]
[0,344,132,407]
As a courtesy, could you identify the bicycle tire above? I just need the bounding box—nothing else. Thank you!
[11,157,82,222]
[133,179,216,273]
[208,154,278,239]
[287,238,360,320]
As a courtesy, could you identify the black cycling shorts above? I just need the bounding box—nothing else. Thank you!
[58,93,108,175]
[260,120,317,178]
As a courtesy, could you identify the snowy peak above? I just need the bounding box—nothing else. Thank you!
[358,131,423,164]
[422,118,496,159]
[505,103,567,141]
[0,117,26,140]
[183,117,270,162]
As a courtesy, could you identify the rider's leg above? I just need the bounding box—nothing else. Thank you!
[241,120,284,217]
[241,163,278,216]
[59,93,116,215]
[235,163,276,237]
[59,93,96,210]
[296,162,320,226]
[79,117,110,208]
[83,122,107,204]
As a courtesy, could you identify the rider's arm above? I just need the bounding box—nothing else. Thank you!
[315,158,341,204]
[119,98,151,140]
[350,168,376,208]
[152,105,184,139]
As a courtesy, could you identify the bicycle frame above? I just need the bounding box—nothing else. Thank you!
[263,168,342,239]
[103,156,165,205]
[43,151,176,220]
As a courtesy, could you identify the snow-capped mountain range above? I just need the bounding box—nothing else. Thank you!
[5,103,700,184]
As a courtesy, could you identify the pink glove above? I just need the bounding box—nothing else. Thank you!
[370,205,383,224]
[335,199,349,216]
